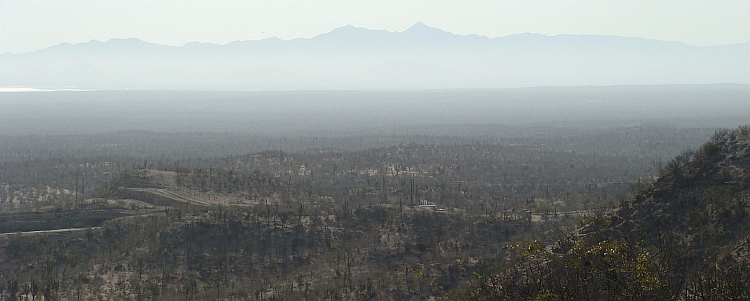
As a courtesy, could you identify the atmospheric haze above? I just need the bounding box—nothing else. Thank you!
[3,4,750,299]
[1,23,748,91]
[1,85,748,136]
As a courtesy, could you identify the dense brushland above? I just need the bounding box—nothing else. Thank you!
[0,89,748,301]
[1,125,747,300]
[463,126,750,300]
[0,167,533,300]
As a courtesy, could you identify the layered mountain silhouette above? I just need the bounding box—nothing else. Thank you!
[1,23,748,90]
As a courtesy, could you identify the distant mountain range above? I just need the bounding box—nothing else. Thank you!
[2,23,748,90]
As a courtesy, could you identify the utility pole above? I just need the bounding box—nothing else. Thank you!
[410,179,415,205]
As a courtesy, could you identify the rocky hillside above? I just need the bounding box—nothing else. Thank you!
[612,126,750,260]
[466,126,750,300]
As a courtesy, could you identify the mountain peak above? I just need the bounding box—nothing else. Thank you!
[105,38,147,44]
[408,22,429,30]
[328,24,364,34]
[405,22,442,33]
[318,24,366,37]
[403,22,451,39]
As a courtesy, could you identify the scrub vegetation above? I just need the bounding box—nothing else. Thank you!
[0,88,748,300]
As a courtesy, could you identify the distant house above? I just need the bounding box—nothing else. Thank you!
[418,204,437,211]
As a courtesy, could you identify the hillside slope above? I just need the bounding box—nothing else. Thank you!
[466,126,750,300]
[612,126,750,259]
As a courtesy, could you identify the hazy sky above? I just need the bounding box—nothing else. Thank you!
[2,0,749,54]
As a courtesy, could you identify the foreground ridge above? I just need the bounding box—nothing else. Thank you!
[464,126,750,300]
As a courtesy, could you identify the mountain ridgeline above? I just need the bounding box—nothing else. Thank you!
[466,126,750,300]
[2,23,748,90]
